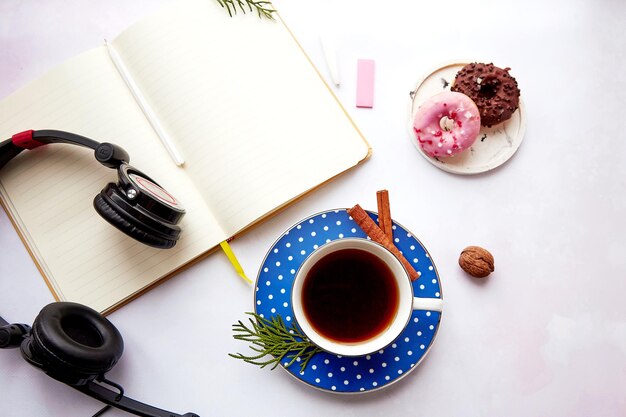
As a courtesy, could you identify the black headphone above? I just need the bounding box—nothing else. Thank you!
[0,302,200,417]
[0,130,185,249]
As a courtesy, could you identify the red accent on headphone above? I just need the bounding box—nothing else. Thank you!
[12,130,43,149]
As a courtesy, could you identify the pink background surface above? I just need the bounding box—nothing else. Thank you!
[1,1,625,416]
[0,1,171,99]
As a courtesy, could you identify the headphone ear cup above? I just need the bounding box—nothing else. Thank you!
[23,302,124,384]
[94,192,177,249]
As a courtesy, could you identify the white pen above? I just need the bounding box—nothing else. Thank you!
[105,40,185,167]
[320,36,341,87]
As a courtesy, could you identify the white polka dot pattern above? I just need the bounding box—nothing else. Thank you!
[254,209,443,393]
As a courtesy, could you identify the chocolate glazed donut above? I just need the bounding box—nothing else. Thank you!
[451,63,520,127]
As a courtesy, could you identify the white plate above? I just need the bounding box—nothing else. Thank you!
[408,61,527,175]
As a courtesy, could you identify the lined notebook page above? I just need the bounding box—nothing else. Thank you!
[0,47,224,313]
[112,0,370,237]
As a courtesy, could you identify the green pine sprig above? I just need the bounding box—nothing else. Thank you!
[216,0,276,20]
[229,312,321,373]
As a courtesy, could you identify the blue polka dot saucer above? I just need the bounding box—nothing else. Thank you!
[254,209,443,393]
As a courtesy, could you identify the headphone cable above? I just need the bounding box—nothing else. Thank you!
[92,405,112,417]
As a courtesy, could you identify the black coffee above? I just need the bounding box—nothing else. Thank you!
[301,248,399,343]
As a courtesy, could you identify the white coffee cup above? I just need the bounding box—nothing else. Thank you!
[291,238,443,357]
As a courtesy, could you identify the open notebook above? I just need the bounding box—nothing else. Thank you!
[0,0,370,314]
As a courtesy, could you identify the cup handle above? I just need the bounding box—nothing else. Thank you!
[413,297,443,312]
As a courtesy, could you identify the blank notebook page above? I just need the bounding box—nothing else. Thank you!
[0,48,223,312]
[112,0,370,237]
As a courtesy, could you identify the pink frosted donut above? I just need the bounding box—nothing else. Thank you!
[413,91,481,157]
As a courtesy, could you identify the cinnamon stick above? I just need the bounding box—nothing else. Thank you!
[376,189,393,241]
[348,204,420,281]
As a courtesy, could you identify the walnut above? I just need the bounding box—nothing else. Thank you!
[459,246,494,278]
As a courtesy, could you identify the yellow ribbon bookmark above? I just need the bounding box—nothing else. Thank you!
[220,240,252,284]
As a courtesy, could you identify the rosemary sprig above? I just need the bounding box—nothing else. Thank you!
[216,0,276,20]
[229,312,322,373]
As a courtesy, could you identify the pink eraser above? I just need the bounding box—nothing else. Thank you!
[356,59,375,108]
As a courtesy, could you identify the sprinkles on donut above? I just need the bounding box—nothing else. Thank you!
[451,63,520,127]
[412,91,481,158]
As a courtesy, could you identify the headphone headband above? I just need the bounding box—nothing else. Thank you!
[20,129,101,149]
[0,130,130,169]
